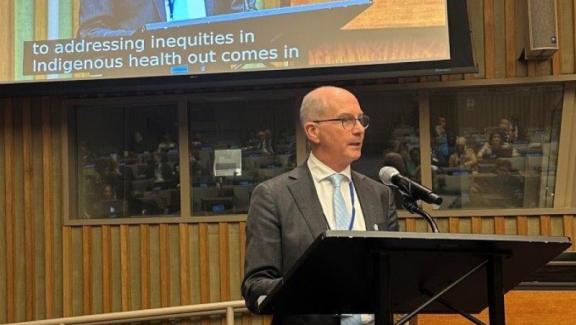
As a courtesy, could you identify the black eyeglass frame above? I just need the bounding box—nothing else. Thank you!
[312,114,370,130]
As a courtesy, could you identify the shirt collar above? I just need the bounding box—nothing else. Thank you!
[307,152,352,183]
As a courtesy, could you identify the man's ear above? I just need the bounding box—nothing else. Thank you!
[303,122,320,145]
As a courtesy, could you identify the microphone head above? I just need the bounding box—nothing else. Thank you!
[379,166,400,185]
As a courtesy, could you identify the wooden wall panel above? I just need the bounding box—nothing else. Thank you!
[81,226,92,315]
[90,227,102,314]
[169,224,181,307]
[0,0,14,80]
[208,224,221,303]
[0,101,6,324]
[31,100,45,319]
[492,0,506,78]
[71,227,83,316]
[483,0,496,79]
[229,223,242,300]
[189,224,201,305]
[149,225,161,308]
[419,291,576,325]
[1,99,12,324]
[13,103,26,322]
[110,226,122,312]
[504,0,516,77]
[41,99,54,319]
[129,225,141,311]
[466,0,485,79]
[140,225,151,309]
[179,224,191,307]
[101,226,112,313]
[557,0,574,74]
[159,224,171,307]
[514,0,529,77]
[51,100,64,319]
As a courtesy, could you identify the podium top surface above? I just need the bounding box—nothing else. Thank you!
[260,231,571,315]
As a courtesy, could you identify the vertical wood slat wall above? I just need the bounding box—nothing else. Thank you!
[2,0,576,323]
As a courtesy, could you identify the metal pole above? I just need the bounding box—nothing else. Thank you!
[226,306,235,325]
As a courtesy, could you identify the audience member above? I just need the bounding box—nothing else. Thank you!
[90,183,125,218]
[497,117,516,144]
[157,133,177,153]
[382,152,408,208]
[406,147,421,181]
[477,132,518,160]
[448,136,478,171]
[257,129,274,154]
[153,152,175,183]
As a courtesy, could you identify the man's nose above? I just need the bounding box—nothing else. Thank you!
[351,122,365,134]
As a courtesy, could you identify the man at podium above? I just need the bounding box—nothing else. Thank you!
[242,86,399,325]
[78,0,257,38]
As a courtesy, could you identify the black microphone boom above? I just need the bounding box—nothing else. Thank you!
[379,167,443,205]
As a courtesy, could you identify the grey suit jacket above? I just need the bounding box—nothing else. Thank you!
[242,164,399,325]
[78,0,257,38]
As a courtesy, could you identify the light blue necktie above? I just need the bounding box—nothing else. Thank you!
[329,173,350,230]
[329,174,362,325]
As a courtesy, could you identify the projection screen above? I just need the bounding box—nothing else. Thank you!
[0,0,465,85]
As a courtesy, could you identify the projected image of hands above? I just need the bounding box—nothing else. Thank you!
[13,0,451,83]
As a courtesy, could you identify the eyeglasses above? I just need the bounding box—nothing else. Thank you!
[313,114,370,130]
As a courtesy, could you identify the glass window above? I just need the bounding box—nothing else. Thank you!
[430,86,563,209]
[353,91,420,209]
[188,98,297,215]
[74,104,180,218]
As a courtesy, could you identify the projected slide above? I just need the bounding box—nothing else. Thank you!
[0,0,450,84]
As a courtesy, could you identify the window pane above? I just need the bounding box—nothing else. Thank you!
[353,91,420,209]
[430,86,562,209]
[75,104,179,218]
[189,99,296,215]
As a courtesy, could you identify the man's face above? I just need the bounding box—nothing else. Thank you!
[313,91,366,170]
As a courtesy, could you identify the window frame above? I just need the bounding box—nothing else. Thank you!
[63,81,576,226]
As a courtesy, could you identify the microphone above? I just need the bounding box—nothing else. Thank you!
[379,166,443,205]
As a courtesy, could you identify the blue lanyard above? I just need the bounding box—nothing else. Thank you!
[348,181,356,230]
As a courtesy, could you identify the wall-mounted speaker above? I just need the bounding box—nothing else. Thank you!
[524,0,558,60]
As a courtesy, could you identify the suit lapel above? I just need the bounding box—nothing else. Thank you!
[153,0,167,21]
[287,165,329,238]
[352,172,382,230]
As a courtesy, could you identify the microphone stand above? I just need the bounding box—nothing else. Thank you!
[399,192,440,233]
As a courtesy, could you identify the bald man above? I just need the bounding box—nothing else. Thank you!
[242,86,398,325]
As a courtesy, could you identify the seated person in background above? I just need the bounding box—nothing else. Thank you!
[153,152,176,184]
[497,117,516,144]
[477,132,519,160]
[383,152,407,208]
[90,183,125,218]
[257,129,274,154]
[448,136,478,172]
[405,147,421,181]
[79,0,257,38]
[157,133,176,153]
[383,152,407,175]
[190,133,205,148]
[434,116,452,165]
